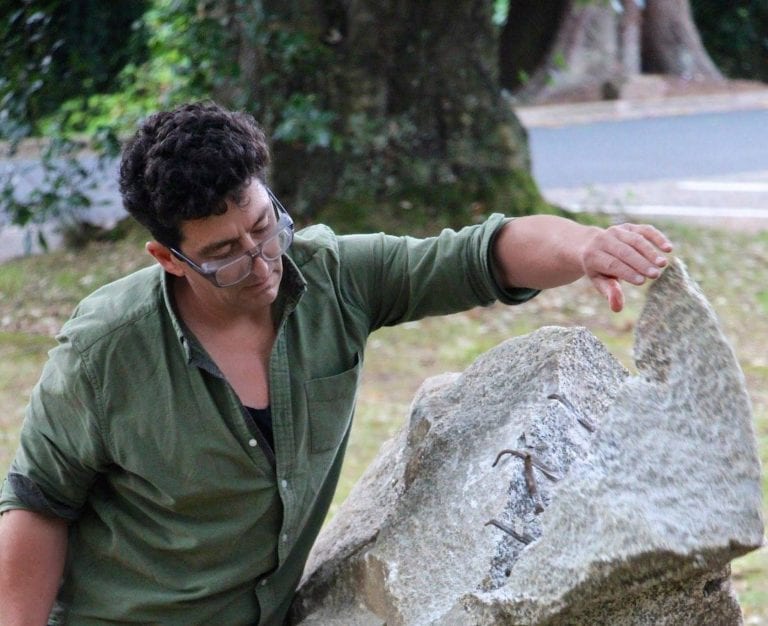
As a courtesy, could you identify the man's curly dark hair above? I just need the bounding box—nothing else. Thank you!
[119,101,271,249]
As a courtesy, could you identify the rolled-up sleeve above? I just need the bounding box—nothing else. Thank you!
[1,336,107,519]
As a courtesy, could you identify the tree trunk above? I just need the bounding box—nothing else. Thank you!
[641,0,723,80]
[497,0,645,92]
[206,0,264,111]
[498,0,568,91]
[507,0,624,104]
[272,0,546,225]
[503,0,723,104]
[619,0,643,77]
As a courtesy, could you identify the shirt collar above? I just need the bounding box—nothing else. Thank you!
[160,268,195,363]
[159,255,308,367]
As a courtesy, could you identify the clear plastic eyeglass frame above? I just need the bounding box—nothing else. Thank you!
[170,188,294,288]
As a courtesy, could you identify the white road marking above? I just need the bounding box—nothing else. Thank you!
[677,181,768,193]
[566,204,768,219]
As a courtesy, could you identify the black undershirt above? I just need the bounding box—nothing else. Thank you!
[245,405,274,452]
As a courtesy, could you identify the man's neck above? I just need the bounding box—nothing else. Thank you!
[172,276,275,336]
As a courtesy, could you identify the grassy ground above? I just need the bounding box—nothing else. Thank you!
[0,219,765,620]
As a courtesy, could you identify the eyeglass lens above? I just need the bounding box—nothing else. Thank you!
[214,227,292,286]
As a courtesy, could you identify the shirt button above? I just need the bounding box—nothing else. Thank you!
[281,479,288,489]
[282,533,289,543]
[260,579,268,587]
[248,439,258,447]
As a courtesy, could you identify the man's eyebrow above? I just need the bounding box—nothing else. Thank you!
[197,202,272,257]
[198,236,240,258]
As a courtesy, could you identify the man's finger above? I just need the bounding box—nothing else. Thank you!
[591,227,670,281]
[618,223,674,254]
[585,247,651,286]
[592,275,624,313]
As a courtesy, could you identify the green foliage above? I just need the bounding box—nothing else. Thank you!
[316,165,559,236]
[273,94,338,150]
[492,0,509,26]
[1,139,83,250]
[0,121,123,251]
[74,1,340,146]
[0,0,148,127]
[0,1,139,248]
[52,0,219,134]
[1,0,345,245]
[692,0,768,82]
[1,3,56,135]
[1,0,546,244]
[249,19,341,154]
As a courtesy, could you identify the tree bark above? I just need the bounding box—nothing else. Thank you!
[508,0,623,104]
[619,0,642,77]
[641,0,723,80]
[503,0,723,104]
[498,0,568,91]
[242,0,545,225]
[207,0,264,111]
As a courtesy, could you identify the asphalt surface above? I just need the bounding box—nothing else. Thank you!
[527,109,768,188]
[517,86,768,232]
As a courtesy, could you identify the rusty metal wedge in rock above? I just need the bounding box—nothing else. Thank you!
[547,392,597,432]
[492,448,561,481]
[484,519,533,544]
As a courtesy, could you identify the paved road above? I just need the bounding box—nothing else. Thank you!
[527,109,768,189]
[518,96,768,231]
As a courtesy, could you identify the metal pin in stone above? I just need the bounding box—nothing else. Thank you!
[484,518,533,544]
[492,449,561,481]
[523,453,545,514]
[547,392,597,432]
[492,448,552,514]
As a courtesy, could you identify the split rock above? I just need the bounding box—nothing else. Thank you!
[289,258,764,625]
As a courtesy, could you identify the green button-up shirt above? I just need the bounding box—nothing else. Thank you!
[1,215,537,625]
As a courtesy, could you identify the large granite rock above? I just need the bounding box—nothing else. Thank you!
[289,258,764,625]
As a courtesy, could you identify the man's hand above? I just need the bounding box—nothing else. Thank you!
[492,216,673,312]
[580,222,673,312]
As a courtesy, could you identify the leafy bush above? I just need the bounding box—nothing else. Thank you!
[0,1,143,247]
[692,0,768,82]
[0,0,148,128]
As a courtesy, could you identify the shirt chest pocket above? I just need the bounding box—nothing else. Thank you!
[304,354,361,453]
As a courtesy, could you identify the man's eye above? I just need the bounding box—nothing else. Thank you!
[209,246,237,261]
[252,223,269,236]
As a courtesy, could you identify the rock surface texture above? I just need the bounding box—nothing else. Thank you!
[289,258,764,626]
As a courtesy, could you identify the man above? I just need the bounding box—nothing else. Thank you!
[0,101,672,625]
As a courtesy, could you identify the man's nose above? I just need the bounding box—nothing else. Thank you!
[250,253,270,278]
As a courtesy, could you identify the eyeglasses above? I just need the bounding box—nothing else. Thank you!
[171,189,294,288]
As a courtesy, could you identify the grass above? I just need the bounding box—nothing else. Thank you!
[0,333,53,469]
[0,218,765,620]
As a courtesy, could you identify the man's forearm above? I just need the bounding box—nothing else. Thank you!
[492,215,673,312]
[0,509,68,626]
[492,215,599,290]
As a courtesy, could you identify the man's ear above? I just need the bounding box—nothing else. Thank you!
[146,241,185,277]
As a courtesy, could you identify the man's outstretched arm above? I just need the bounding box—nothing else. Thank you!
[0,509,68,626]
[493,216,673,312]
